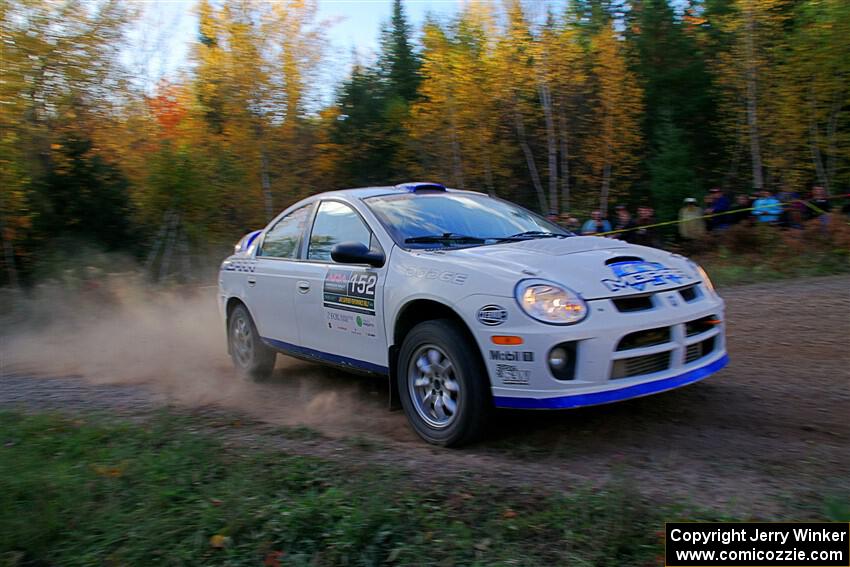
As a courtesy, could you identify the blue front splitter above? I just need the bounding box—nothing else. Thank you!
[493,353,729,410]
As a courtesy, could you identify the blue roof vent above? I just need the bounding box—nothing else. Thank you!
[395,182,447,193]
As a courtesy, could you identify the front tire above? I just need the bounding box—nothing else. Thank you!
[397,319,491,447]
[228,304,275,380]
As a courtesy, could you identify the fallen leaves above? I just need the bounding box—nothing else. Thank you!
[92,462,127,478]
[209,534,231,549]
[263,550,285,566]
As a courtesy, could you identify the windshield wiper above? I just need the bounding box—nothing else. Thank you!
[405,233,486,245]
[494,231,568,241]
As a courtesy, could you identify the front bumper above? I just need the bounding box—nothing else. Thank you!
[463,283,728,409]
[493,352,727,409]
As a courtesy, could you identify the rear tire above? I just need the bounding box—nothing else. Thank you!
[397,319,491,447]
[228,304,275,380]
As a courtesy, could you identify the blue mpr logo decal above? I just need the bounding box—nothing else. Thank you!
[602,260,690,293]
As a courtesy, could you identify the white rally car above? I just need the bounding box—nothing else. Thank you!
[219,183,728,446]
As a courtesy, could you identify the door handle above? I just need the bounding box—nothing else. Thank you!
[297,280,310,293]
[247,277,256,287]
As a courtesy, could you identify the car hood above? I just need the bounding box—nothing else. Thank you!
[423,236,700,300]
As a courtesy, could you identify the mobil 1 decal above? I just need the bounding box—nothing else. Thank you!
[323,269,377,316]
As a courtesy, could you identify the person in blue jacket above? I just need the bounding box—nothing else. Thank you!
[581,210,612,235]
[752,189,783,223]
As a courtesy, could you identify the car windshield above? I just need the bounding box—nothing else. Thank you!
[365,192,571,249]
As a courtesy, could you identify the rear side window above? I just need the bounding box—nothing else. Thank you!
[258,204,312,258]
[308,201,372,262]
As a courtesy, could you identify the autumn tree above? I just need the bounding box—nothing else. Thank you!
[0,0,133,283]
[771,0,850,192]
[580,24,644,213]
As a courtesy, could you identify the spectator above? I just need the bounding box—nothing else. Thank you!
[776,185,803,228]
[546,211,560,224]
[558,213,580,233]
[678,198,706,241]
[631,205,660,248]
[752,189,782,223]
[804,186,832,220]
[611,205,636,241]
[705,187,731,230]
[728,194,753,225]
[581,210,612,235]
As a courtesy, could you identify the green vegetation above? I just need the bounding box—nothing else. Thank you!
[0,411,667,565]
[697,222,850,286]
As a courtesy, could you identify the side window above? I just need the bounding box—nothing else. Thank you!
[308,201,372,262]
[258,204,312,258]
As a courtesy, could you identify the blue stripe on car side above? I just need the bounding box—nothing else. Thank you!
[260,336,389,375]
[493,353,729,410]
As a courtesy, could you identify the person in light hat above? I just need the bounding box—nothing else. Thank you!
[678,197,706,243]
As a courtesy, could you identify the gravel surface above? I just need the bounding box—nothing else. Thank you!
[2,275,849,517]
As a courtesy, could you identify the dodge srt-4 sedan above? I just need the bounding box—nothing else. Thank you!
[219,183,728,446]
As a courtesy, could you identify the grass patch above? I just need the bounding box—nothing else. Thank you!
[695,221,850,287]
[0,411,681,566]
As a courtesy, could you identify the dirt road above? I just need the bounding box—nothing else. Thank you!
[2,275,849,517]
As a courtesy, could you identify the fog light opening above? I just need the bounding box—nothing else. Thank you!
[549,347,568,369]
[547,342,577,381]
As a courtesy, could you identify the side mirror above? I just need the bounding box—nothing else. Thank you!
[331,241,385,268]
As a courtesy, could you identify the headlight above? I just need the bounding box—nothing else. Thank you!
[693,263,716,294]
[515,279,588,325]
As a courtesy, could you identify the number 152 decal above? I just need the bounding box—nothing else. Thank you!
[324,270,377,315]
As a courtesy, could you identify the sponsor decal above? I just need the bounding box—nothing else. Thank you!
[222,259,256,273]
[477,305,508,326]
[326,310,377,338]
[352,314,377,338]
[489,350,534,362]
[323,269,377,315]
[326,310,354,332]
[601,260,690,293]
[400,265,468,285]
[495,364,531,385]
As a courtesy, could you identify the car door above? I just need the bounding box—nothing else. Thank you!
[246,203,314,347]
[294,199,389,373]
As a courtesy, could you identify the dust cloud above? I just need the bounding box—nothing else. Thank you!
[0,274,404,438]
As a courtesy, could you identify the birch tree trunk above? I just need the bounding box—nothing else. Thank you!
[447,104,465,188]
[178,225,191,281]
[599,163,612,214]
[0,217,19,289]
[809,119,829,192]
[144,210,172,274]
[557,99,571,213]
[158,212,180,282]
[513,96,547,213]
[538,82,558,214]
[744,7,764,192]
[483,152,496,197]
[260,148,274,221]
[825,100,840,192]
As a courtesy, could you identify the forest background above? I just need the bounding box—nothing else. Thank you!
[2,0,847,285]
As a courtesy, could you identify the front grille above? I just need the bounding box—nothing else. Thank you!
[611,352,671,379]
[679,285,700,302]
[616,327,671,351]
[685,314,719,336]
[612,294,654,312]
[686,336,716,364]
